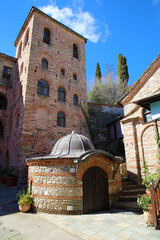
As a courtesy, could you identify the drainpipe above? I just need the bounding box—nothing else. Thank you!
[132,119,141,186]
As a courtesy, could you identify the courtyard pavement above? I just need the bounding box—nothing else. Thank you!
[0,184,160,240]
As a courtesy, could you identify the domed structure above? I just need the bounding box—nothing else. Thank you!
[26,131,122,215]
[50,131,95,158]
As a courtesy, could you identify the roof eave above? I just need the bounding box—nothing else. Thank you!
[117,54,160,106]
[14,6,87,47]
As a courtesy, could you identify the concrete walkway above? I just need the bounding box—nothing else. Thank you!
[0,184,160,240]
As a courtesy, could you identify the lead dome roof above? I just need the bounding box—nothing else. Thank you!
[49,131,95,158]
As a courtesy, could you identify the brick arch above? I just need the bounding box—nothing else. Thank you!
[76,155,113,181]
[140,122,156,166]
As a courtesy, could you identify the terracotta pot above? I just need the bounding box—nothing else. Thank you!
[0,175,5,184]
[19,204,31,213]
[143,210,154,225]
[5,176,16,187]
[146,190,151,197]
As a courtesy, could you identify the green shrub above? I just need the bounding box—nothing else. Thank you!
[17,189,33,206]
[137,194,151,211]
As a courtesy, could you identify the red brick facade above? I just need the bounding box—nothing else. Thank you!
[0,7,89,182]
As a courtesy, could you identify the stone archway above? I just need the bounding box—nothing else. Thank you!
[83,166,109,214]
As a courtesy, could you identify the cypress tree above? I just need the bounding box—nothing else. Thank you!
[117,54,129,90]
[95,62,102,84]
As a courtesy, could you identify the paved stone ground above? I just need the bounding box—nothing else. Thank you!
[0,222,24,240]
[39,210,160,240]
[0,184,160,240]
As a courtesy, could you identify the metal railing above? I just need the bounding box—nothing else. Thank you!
[150,176,160,229]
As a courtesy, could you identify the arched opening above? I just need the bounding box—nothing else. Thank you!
[57,112,66,127]
[58,87,66,102]
[43,28,51,45]
[73,94,78,106]
[73,43,78,59]
[0,95,7,110]
[41,58,48,69]
[83,166,109,213]
[37,80,49,97]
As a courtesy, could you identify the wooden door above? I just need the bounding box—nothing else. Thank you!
[83,167,109,213]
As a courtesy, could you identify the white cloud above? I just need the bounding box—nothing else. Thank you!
[39,4,108,43]
[152,0,160,6]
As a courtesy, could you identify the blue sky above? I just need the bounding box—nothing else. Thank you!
[0,0,160,91]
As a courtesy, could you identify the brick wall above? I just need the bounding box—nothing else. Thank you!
[27,155,122,214]
[121,58,160,184]
[0,7,89,182]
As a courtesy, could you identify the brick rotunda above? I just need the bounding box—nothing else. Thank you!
[26,131,122,214]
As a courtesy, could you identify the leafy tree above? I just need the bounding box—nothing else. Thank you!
[88,65,119,104]
[95,62,102,85]
[117,54,129,94]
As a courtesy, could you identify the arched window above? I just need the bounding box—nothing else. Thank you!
[143,108,152,122]
[0,95,7,110]
[73,94,78,106]
[73,43,78,59]
[0,121,4,137]
[43,28,50,45]
[37,80,49,97]
[16,113,20,128]
[18,42,22,58]
[58,87,66,102]
[24,29,29,47]
[60,68,65,76]
[57,112,66,127]
[41,58,48,69]
[73,73,77,81]
[2,66,12,80]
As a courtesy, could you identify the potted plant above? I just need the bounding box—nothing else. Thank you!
[4,168,17,187]
[0,166,5,183]
[137,194,153,225]
[142,163,160,195]
[17,189,33,212]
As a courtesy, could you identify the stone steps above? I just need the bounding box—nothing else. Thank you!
[114,178,146,213]
[121,188,145,196]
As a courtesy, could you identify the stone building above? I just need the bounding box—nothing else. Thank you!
[0,6,88,182]
[26,131,122,214]
[117,55,160,185]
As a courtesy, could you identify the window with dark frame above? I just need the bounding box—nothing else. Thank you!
[0,95,7,110]
[43,28,50,45]
[0,121,4,137]
[41,58,48,69]
[73,73,77,81]
[60,68,65,76]
[58,87,66,102]
[57,112,65,127]
[2,66,12,80]
[73,44,78,59]
[37,80,49,97]
[143,108,152,122]
[73,94,78,106]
